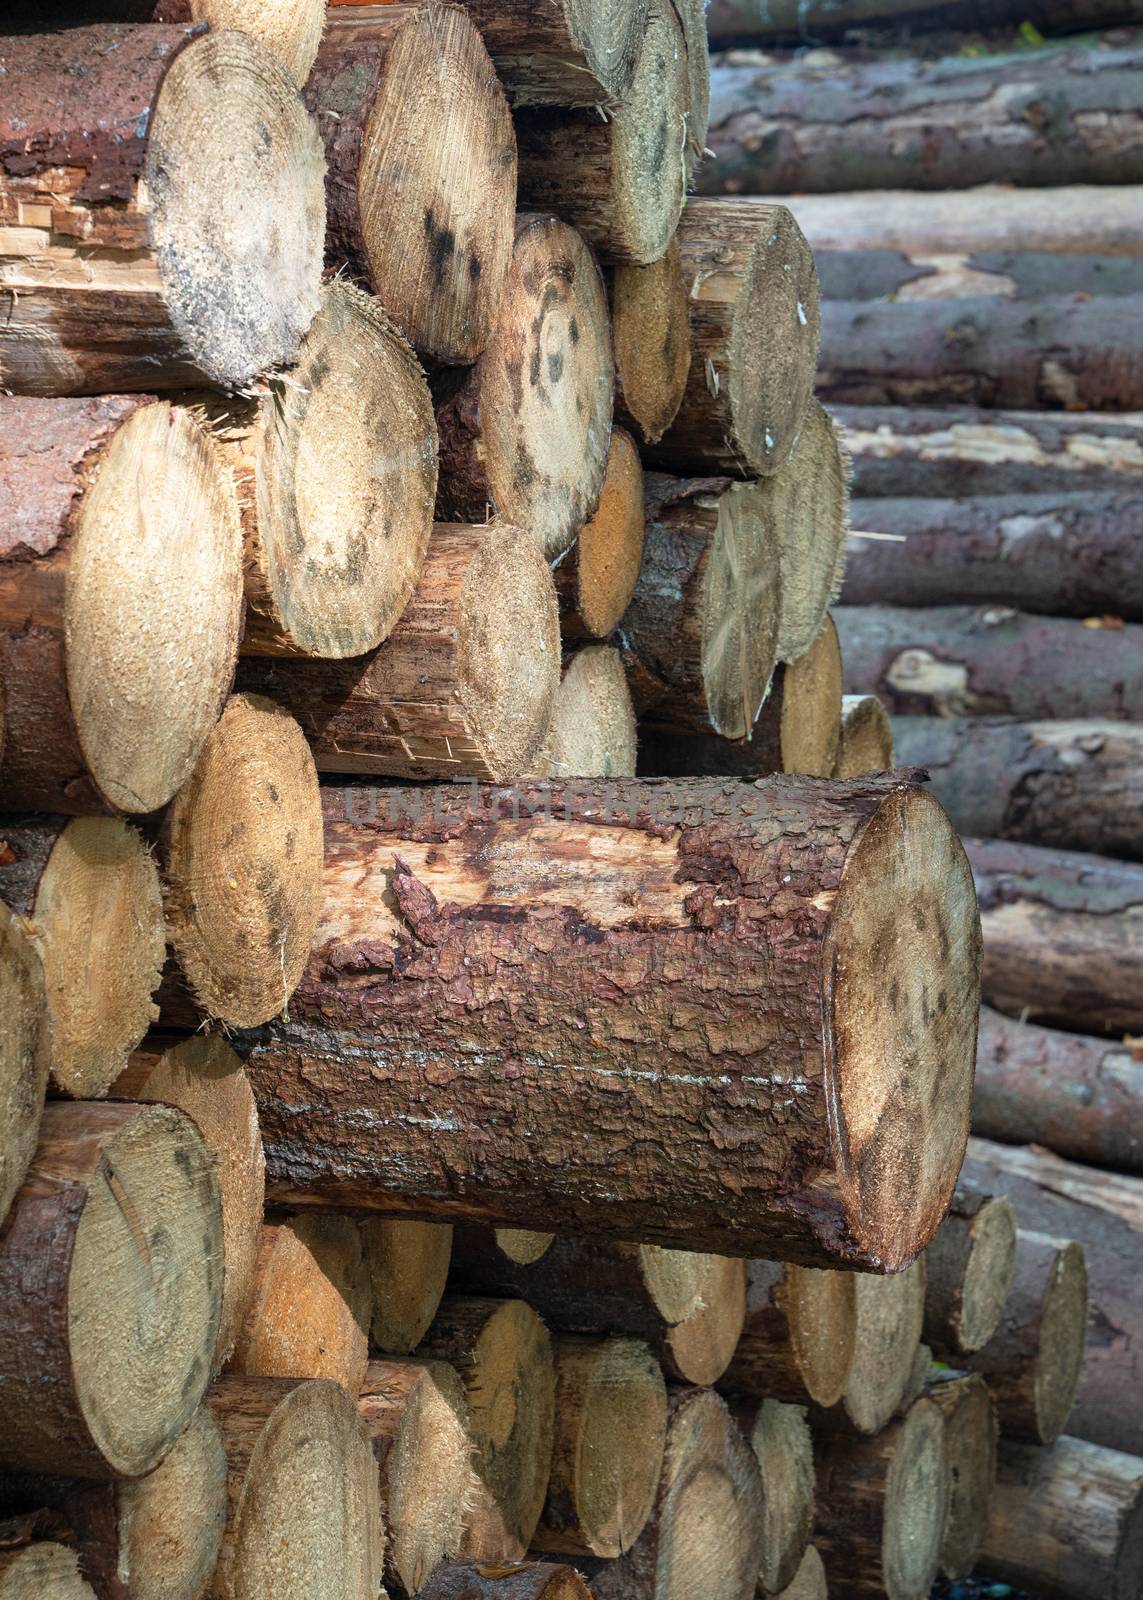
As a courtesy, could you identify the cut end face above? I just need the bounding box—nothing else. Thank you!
[658,1391,765,1600]
[0,1544,96,1598]
[836,694,895,779]
[609,5,689,264]
[700,480,781,738]
[65,402,243,814]
[773,1545,827,1600]
[146,31,325,387]
[117,1402,228,1600]
[748,1400,816,1595]
[826,787,982,1272]
[570,427,646,638]
[575,1338,668,1556]
[359,4,516,362]
[496,1227,555,1265]
[0,901,50,1225]
[785,1265,858,1409]
[934,1375,996,1580]
[567,0,649,99]
[387,1365,473,1592]
[545,647,637,781]
[458,526,562,781]
[254,280,437,657]
[69,1104,223,1480]
[362,1218,454,1353]
[958,1196,1017,1354]
[189,0,325,87]
[845,1260,926,1434]
[663,1254,747,1387]
[612,240,691,445]
[781,614,843,778]
[1034,1238,1088,1444]
[772,399,849,665]
[883,1399,949,1600]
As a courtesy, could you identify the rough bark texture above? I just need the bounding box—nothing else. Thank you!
[702,37,1143,194]
[893,716,1143,862]
[707,0,1143,38]
[246,773,982,1270]
[419,1566,590,1600]
[926,1372,997,1582]
[923,1185,1016,1358]
[974,1005,1143,1174]
[0,901,50,1231]
[719,1259,857,1408]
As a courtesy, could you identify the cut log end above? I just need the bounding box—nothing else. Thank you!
[780,614,843,777]
[165,693,323,1028]
[773,401,850,664]
[787,1264,859,1408]
[495,1228,555,1264]
[882,1398,949,1600]
[698,481,783,738]
[116,1400,228,1600]
[655,1390,765,1600]
[927,1373,997,1581]
[185,0,326,87]
[774,1546,828,1600]
[661,1254,746,1387]
[361,1217,454,1354]
[745,1399,816,1594]
[544,647,637,780]
[929,1193,1017,1357]
[604,3,689,265]
[1035,1238,1090,1444]
[612,240,692,445]
[559,427,645,640]
[845,1259,926,1434]
[570,0,648,100]
[835,693,894,778]
[0,901,50,1225]
[0,1544,96,1599]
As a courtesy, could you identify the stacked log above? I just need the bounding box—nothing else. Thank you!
[707,0,1143,43]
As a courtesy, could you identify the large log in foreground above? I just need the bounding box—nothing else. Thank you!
[248,773,982,1268]
[0,26,324,396]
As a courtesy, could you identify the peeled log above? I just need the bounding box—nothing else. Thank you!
[434,216,613,559]
[0,27,324,396]
[250,773,982,1268]
[309,8,515,363]
[923,1186,1017,1359]
[719,1260,857,1408]
[892,716,1143,863]
[239,525,560,781]
[555,428,645,642]
[0,397,243,815]
[420,1566,590,1600]
[0,902,50,1227]
[981,1434,1143,1600]
[926,1372,997,1582]
[360,1218,453,1355]
[973,1005,1143,1174]
[543,647,637,780]
[612,241,692,447]
[707,0,1143,40]
[835,695,894,779]
[727,1398,815,1594]
[0,1102,222,1479]
[0,817,164,1099]
[647,201,821,476]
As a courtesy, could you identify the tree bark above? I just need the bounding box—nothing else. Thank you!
[817,246,1143,305]
[835,695,893,778]
[420,1566,590,1600]
[0,902,49,1230]
[237,525,560,781]
[0,1102,222,1480]
[892,716,1143,862]
[611,241,692,447]
[554,428,645,642]
[923,1185,1016,1359]
[248,772,982,1270]
[726,1397,815,1594]
[718,1260,857,1408]
[0,26,323,396]
[0,397,243,815]
[925,1372,997,1582]
[645,200,821,476]
[838,605,1143,719]
[541,647,637,781]
[707,0,1143,41]
[702,37,1143,195]
[973,1005,1143,1173]
[359,1219,454,1355]
[307,8,516,364]
[980,1434,1143,1600]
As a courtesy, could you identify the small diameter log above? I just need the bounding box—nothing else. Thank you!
[542,647,637,780]
[839,1257,926,1435]
[0,397,243,815]
[981,1434,1143,1600]
[253,773,982,1268]
[0,901,50,1227]
[0,27,324,397]
[555,428,645,642]
[612,240,692,447]
[646,201,821,477]
[926,1372,996,1582]
[239,524,560,781]
[228,1215,371,1393]
[707,0,1143,40]
[720,1261,857,1409]
[964,1228,1088,1445]
[533,1336,667,1558]
[923,1186,1016,1360]
[163,693,323,1029]
[495,1230,555,1263]
[771,401,850,666]
[772,1546,827,1600]
[450,1228,747,1387]
[515,3,688,266]
[0,1542,95,1599]
[581,1387,765,1600]
[358,1358,474,1596]
[360,1218,454,1354]
[113,1036,265,1370]
[835,695,893,779]
[727,1398,815,1595]
[434,216,613,560]
[420,1566,590,1600]
[418,1297,556,1561]
[892,716,1143,864]
[973,1005,1143,1174]
[814,1395,949,1600]
[206,1376,384,1600]
[0,817,164,1098]
[308,7,515,364]
[967,838,1143,1037]
[0,1101,222,1479]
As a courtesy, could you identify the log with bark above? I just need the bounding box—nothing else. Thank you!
[835,695,894,778]
[420,1566,590,1600]
[923,1185,1016,1359]
[926,1371,997,1582]
[702,36,1143,195]
[162,694,324,1030]
[646,200,821,476]
[892,716,1143,862]
[450,1228,747,1388]
[612,240,692,447]
[433,215,613,559]
[357,1358,473,1596]
[0,1537,95,1599]
[0,26,324,395]
[360,1219,454,1354]
[980,1434,1143,1600]
[249,772,983,1269]
[542,647,637,780]
[238,524,561,780]
[0,397,243,814]
[309,6,516,364]
[0,1102,222,1479]
[817,246,1143,305]
[0,901,50,1228]
[206,1376,384,1600]
[580,1388,765,1600]
[0,817,164,1099]
[973,1005,1143,1173]
[707,0,1143,41]
[719,1260,857,1408]
[728,1397,815,1594]
[555,428,645,642]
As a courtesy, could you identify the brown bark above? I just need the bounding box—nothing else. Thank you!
[0,397,243,815]
[0,26,323,396]
[719,1260,857,1409]
[980,1434,1143,1600]
[966,837,1143,1036]
[360,1218,454,1354]
[892,716,1143,862]
[541,647,637,781]
[611,240,692,447]
[726,1397,815,1594]
[419,1565,590,1600]
[702,36,1143,195]
[0,1102,222,1479]
[238,524,560,781]
[554,428,645,642]
[835,695,894,779]
[926,1372,997,1582]
[308,8,516,363]
[0,901,49,1230]
[249,773,982,1270]
[646,200,821,476]
[707,0,1143,40]
[973,1005,1143,1173]
[923,1185,1016,1358]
